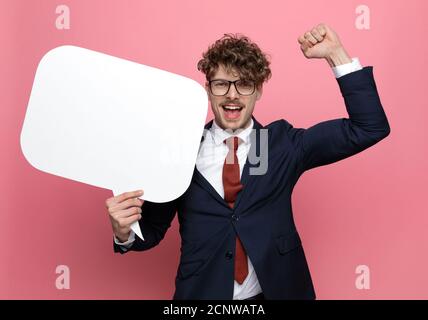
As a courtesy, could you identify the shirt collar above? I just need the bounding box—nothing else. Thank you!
[210,118,254,146]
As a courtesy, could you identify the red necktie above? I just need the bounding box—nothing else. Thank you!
[223,136,248,284]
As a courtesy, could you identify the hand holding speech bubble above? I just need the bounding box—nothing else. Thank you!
[20,46,208,240]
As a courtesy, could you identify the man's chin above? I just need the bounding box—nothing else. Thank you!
[219,119,241,130]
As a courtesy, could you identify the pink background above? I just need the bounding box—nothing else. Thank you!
[1,0,426,299]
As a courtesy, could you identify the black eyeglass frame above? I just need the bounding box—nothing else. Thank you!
[208,79,256,96]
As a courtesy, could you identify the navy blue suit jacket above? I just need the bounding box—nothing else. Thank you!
[114,67,390,299]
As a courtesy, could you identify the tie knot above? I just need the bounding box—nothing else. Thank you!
[224,136,241,152]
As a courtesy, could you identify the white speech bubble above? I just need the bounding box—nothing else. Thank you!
[20,45,208,240]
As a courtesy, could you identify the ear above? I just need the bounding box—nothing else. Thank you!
[205,82,210,96]
[256,85,263,101]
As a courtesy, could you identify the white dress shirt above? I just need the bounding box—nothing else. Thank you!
[114,58,363,299]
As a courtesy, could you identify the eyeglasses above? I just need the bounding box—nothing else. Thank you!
[208,79,256,96]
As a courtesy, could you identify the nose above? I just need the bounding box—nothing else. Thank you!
[226,82,239,99]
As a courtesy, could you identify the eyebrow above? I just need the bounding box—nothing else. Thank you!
[210,78,241,81]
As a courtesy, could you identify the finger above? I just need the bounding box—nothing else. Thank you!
[119,213,142,228]
[304,32,318,45]
[301,39,312,51]
[310,28,324,42]
[109,197,143,213]
[111,190,144,207]
[105,197,115,208]
[298,35,306,44]
[114,206,142,219]
[316,24,327,36]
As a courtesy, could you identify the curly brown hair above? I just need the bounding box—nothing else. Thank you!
[197,34,272,87]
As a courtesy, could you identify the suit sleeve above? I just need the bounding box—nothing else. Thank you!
[285,66,391,174]
[113,199,177,254]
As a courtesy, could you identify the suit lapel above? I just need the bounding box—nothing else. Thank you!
[193,167,229,206]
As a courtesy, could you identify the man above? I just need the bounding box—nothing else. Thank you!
[106,23,390,300]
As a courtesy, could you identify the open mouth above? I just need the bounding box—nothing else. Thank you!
[221,104,244,120]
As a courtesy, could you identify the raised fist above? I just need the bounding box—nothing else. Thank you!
[298,23,351,64]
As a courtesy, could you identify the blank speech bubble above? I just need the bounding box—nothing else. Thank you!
[21,45,208,240]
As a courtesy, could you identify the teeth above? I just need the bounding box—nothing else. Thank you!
[223,105,242,110]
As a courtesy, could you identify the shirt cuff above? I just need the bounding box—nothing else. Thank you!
[332,57,363,78]
[114,230,135,251]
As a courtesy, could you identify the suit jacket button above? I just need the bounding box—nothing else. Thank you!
[225,251,233,260]
[231,214,239,221]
